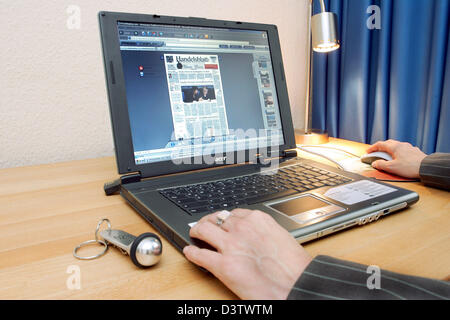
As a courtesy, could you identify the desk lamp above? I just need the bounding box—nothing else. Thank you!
[295,0,340,145]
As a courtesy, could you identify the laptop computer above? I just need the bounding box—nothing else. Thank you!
[98,11,419,251]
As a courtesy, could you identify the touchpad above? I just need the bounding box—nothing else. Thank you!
[267,195,345,225]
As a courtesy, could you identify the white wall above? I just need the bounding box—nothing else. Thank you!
[0,0,308,169]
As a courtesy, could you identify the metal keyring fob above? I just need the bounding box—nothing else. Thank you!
[100,229,162,268]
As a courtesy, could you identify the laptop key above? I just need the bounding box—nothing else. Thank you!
[185,200,208,208]
[208,198,223,205]
[188,207,209,214]
[194,195,209,201]
[220,203,234,209]
[175,198,196,205]
[207,204,221,211]
[245,189,298,205]
[312,182,325,188]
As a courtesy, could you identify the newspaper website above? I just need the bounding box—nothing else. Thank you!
[117,22,284,165]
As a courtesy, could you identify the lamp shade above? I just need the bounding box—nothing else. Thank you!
[311,12,340,52]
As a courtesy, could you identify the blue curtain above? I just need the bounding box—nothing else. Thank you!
[311,0,450,153]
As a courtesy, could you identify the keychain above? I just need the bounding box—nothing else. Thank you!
[73,218,162,268]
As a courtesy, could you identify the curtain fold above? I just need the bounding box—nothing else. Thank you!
[311,0,450,153]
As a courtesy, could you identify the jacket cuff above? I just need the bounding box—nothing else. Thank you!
[419,153,450,190]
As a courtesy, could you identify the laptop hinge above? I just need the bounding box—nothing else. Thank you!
[104,149,297,194]
[104,173,141,196]
[255,148,298,166]
[282,149,298,158]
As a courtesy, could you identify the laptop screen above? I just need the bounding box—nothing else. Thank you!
[116,21,285,165]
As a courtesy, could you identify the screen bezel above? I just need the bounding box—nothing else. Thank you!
[98,11,296,177]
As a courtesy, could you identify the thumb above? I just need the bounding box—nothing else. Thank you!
[372,160,390,171]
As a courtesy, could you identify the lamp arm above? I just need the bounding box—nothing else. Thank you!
[304,0,327,134]
[311,0,326,12]
[319,0,326,12]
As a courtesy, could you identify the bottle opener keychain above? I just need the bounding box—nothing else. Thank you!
[73,218,162,268]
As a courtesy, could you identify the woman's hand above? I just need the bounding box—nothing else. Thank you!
[366,139,427,178]
[183,209,312,300]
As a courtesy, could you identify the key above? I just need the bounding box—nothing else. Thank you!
[100,229,162,268]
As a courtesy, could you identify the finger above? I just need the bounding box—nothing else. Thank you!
[372,159,393,172]
[366,140,391,154]
[183,245,222,272]
[366,141,396,156]
[204,208,249,222]
[204,210,233,232]
[190,220,229,251]
[193,211,228,230]
[206,208,254,232]
[230,208,254,218]
[196,212,217,225]
[365,141,383,153]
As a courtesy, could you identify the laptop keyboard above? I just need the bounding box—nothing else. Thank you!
[159,163,352,215]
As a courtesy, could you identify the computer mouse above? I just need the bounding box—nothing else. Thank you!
[360,151,393,165]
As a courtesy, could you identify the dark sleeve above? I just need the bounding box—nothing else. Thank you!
[419,153,450,190]
[287,255,450,300]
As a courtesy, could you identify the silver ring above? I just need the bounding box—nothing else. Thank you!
[73,239,108,260]
[216,210,232,227]
[95,218,111,241]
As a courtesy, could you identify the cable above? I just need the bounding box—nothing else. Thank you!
[297,145,417,183]
[297,146,345,170]
[297,144,361,158]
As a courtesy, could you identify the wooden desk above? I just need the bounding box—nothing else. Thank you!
[0,138,448,299]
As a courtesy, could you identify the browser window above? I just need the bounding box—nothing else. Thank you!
[116,22,285,165]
